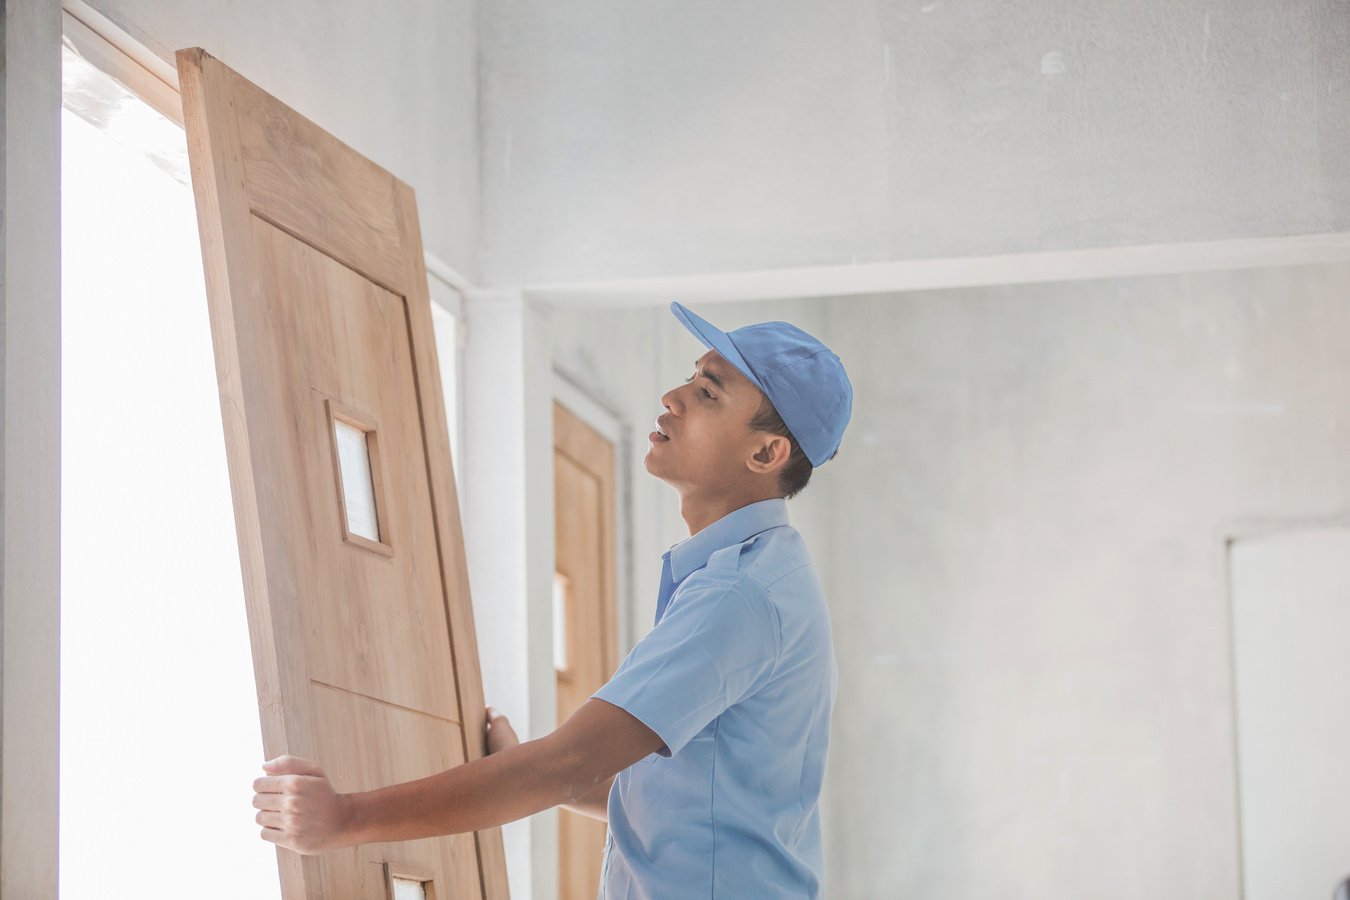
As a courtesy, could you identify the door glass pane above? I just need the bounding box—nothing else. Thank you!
[391,876,429,900]
[334,419,380,540]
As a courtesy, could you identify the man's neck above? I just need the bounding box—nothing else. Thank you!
[678,487,784,536]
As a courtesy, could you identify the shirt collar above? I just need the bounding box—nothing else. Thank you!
[667,497,790,583]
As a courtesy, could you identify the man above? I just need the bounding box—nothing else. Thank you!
[253,301,852,897]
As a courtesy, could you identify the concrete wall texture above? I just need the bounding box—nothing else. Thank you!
[480,0,1350,286]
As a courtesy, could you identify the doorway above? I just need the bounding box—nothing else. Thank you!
[1228,527,1350,900]
[552,400,620,900]
[58,41,280,899]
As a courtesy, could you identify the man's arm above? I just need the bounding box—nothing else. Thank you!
[484,706,614,822]
[252,698,662,854]
[560,774,615,821]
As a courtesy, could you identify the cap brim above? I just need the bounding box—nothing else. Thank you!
[669,301,765,392]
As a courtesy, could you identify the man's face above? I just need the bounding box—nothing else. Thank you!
[645,350,767,493]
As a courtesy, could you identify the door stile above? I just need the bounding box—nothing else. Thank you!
[177,46,318,894]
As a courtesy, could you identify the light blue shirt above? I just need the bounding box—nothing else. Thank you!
[591,497,838,899]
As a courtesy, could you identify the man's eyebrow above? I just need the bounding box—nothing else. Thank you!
[693,360,728,391]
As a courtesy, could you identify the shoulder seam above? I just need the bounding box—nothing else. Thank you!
[728,574,784,682]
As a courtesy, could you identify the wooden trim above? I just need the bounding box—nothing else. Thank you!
[62,0,179,87]
[553,371,633,655]
[61,4,182,126]
[553,401,619,898]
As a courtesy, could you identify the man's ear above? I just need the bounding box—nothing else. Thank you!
[746,433,792,477]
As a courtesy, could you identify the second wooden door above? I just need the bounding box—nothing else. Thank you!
[552,401,619,900]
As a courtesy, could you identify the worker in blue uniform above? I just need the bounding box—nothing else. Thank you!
[252,301,853,898]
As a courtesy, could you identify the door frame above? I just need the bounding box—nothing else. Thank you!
[553,367,633,657]
[1216,510,1350,896]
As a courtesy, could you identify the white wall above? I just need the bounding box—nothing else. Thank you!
[818,263,1350,898]
[480,1,1350,286]
[461,291,559,900]
[86,0,481,279]
[1,0,63,894]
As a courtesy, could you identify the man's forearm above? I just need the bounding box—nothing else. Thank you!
[560,774,614,822]
[341,733,603,846]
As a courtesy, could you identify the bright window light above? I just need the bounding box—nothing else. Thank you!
[391,876,431,900]
[60,46,281,899]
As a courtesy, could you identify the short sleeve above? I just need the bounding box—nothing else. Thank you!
[591,573,781,758]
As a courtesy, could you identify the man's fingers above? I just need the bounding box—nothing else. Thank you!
[254,773,322,794]
[253,774,303,793]
[256,810,284,829]
[261,754,325,778]
[259,826,282,844]
[253,792,283,812]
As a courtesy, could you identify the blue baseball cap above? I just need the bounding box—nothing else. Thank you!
[670,301,852,467]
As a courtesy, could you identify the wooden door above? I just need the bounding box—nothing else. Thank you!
[175,48,508,899]
[552,402,619,900]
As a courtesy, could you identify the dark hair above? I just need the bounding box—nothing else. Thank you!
[748,394,815,499]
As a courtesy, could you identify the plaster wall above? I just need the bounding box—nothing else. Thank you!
[461,292,558,900]
[480,0,1350,286]
[818,263,1350,898]
[1,0,63,894]
[85,0,482,279]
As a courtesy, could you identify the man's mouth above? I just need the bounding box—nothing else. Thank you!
[649,417,670,443]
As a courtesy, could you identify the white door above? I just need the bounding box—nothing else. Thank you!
[1229,528,1350,900]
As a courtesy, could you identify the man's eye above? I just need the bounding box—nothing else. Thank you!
[684,374,714,399]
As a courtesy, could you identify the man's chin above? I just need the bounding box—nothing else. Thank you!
[642,451,672,481]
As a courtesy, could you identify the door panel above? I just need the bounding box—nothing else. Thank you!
[176,47,507,899]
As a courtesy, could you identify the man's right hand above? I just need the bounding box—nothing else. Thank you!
[484,706,520,756]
